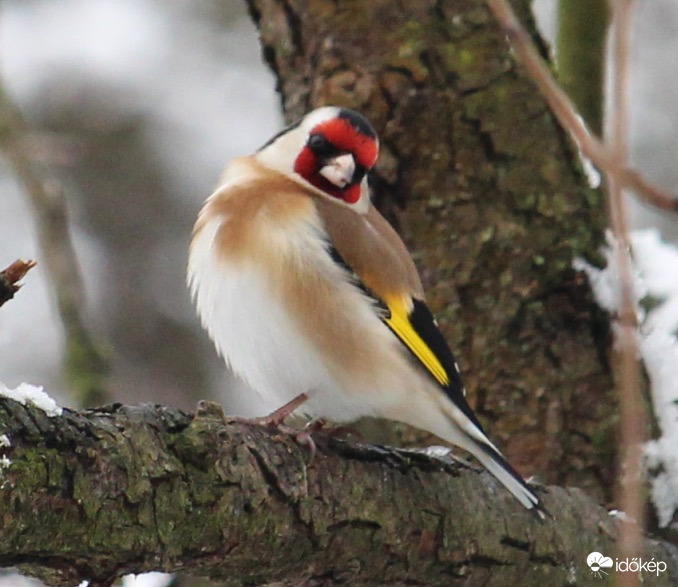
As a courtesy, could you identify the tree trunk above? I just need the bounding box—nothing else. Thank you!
[245,0,616,503]
[1,398,677,586]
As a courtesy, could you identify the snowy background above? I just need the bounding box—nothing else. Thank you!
[1,0,677,584]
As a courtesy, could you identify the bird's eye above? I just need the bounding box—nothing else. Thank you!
[307,133,336,157]
[352,164,367,185]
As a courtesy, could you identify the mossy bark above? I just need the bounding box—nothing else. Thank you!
[245,0,616,503]
[1,398,677,586]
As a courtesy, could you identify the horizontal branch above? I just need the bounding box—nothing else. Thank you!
[0,398,677,586]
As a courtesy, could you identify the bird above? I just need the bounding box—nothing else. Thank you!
[187,106,541,510]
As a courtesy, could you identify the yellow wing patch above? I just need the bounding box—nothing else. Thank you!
[384,295,450,387]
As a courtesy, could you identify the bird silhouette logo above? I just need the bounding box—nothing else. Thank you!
[587,552,613,578]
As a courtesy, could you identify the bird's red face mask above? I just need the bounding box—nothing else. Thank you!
[294,111,379,205]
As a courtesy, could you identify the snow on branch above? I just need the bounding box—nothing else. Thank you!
[0,381,62,417]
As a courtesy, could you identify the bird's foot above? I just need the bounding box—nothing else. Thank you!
[245,392,309,428]
[284,424,318,459]
[226,393,317,457]
[304,418,361,441]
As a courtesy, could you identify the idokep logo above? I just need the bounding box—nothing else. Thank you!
[587,552,613,578]
[586,551,668,579]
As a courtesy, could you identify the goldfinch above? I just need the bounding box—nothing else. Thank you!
[188,107,540,510]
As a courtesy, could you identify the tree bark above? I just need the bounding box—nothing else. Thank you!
[1,397,676,586]
[245,0,616,503]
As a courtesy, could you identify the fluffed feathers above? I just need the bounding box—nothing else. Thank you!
[188,107,541,511]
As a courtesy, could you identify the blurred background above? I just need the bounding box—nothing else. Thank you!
[0,0,281,411]
[1,1,677,585]
[0,0,677,423]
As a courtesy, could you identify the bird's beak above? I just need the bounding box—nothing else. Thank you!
[319,153,355,188]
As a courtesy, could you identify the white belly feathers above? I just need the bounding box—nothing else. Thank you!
[187,179,418,421]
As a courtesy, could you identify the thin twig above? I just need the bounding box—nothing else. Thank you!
[607,3,644,585]
[0,259,37,308]
[486,0,678,212]
[487,0,648,579]
[0,81,109,406]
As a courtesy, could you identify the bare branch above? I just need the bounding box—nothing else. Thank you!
[486,0,678,212]
[607,2,645,584]
[487,0,650,581]
[0,259,36,308]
